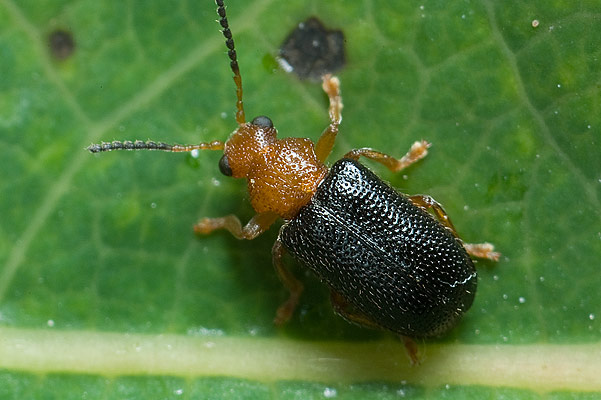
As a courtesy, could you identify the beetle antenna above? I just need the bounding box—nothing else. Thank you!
[86,140,224,153]
[216,0,245,125]
[87,2,247,155]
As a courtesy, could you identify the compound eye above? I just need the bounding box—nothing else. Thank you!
[251,115,273,129]
[218,154,233,176]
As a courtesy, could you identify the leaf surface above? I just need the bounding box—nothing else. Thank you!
[1,0,600,398]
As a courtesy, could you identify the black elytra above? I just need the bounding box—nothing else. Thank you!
[279,158,477,338]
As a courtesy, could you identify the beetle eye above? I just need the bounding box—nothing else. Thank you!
[218,154,233,176]
[251,115,273,129]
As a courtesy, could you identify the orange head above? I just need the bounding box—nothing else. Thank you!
[220,116,327,220]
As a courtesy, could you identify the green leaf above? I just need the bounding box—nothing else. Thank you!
[1,0,600,398]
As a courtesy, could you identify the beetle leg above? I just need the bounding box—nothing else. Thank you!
[343,140,431,172]
[408,195,500,261]
[463,242,501,261]
[330,291,421,364]
[272,239,304,325]
[408,194,458,234]
[315,74,343,163]
[194,212,278,240]
[400,336,421,365]
[329,290,382,329]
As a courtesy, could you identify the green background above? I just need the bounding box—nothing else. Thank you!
[1,0,600,398]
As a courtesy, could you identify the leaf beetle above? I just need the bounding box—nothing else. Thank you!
[88,0,500,363]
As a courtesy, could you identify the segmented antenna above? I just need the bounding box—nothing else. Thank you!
[216,0,245,125]
[87,1,244,155]
[86,140,224,153]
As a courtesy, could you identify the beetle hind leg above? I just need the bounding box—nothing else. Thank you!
[408,195,500,261]
[408,194,457,233]
[330,291,421,364]
[330,290,382,329]
[463,242,500,261]
[272,239,304,325]
[400,336,421,365]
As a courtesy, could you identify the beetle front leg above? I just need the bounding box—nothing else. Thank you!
[272,239,304,325]
[344,140,431,172]
[194,212,278,240]
[315,74,343,163]
[408,195,500,261]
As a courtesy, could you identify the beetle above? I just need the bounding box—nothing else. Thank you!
[88,0,500,362]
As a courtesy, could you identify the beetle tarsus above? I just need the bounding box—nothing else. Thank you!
[463,242,501,261]
[272,240,304,325]
[401,336,421,365]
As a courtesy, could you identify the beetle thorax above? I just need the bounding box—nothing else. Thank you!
[223,123,328,220]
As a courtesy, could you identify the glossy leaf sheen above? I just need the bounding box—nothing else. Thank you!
[1,0,600,398]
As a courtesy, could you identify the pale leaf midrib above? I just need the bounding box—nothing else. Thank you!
[0,326,599,393]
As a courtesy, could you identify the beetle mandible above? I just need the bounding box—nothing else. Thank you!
[88,0,500,363]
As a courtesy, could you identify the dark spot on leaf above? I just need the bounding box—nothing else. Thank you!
[48,29,76,60]
[278,17,346,81]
